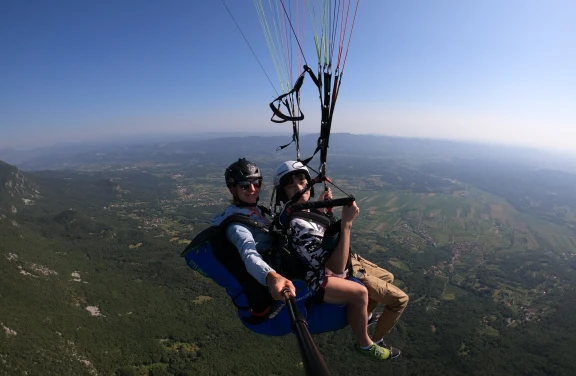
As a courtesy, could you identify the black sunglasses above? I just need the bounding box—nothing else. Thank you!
[238,179,262,190]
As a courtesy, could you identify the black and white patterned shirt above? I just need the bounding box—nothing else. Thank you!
[289,217,333,292]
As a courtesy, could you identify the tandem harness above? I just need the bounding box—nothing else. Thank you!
[181,209,275,325]
[271,208,354,300]
[181,205,353,324]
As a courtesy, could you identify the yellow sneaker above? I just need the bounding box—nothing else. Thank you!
[376,340,402,359]
[355,343,391,361]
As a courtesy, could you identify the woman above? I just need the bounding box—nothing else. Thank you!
[210,158,352,337]
[274,160,399,360]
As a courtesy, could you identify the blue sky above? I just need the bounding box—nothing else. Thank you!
[1,0,574,152]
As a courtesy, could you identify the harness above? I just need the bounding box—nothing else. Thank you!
[181,207,275,325]
[272,209,353,285]
[181,205,352,324]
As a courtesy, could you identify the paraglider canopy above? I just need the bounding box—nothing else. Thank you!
[224,0,360,175]
[255,0,360,173]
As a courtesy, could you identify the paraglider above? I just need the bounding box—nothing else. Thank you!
[183,1,408,373]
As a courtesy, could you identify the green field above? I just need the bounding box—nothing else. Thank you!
[348,187,576,255]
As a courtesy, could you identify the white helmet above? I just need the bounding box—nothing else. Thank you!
[274,160,311,188]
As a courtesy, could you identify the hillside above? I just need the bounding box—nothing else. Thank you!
[1,140,576,375]
[0,160,40,213]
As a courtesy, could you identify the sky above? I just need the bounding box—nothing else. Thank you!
[1,0,575,153]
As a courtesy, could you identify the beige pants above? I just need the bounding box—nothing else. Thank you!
[351,254,409,341]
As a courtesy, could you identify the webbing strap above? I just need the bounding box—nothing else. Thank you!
[219,211,271,234]
[218,209,275,319]
[282,210,333,235]
[271,66,325,165]
[269,70,307,123]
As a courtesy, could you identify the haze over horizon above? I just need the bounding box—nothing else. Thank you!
[2,131,576,160]
[1,0,574,152]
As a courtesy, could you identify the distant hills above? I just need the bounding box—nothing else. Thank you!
[4,133,576,172]
[0,160,40,211]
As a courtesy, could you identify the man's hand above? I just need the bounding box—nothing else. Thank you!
[265,272,296,300]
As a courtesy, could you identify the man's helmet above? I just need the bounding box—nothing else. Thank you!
[225,158,262,187]
[274,160,311,188]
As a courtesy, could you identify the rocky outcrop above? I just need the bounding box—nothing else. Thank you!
[0,160,40,208]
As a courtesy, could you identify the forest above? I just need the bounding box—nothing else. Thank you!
[1,136,576,375]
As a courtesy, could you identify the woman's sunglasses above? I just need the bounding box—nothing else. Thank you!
[238,179,262,190]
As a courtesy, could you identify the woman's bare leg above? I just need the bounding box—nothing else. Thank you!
[322,276,372,347]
